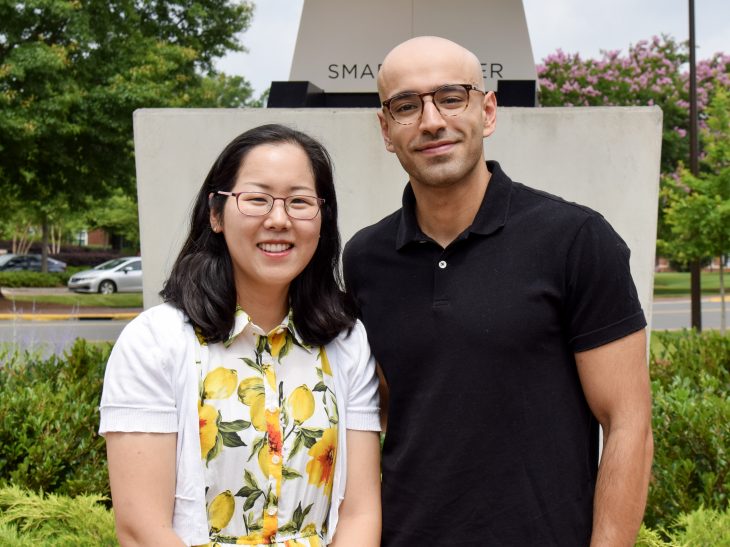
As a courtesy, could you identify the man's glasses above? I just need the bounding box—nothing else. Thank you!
[216,191,324,220]
[382,83,485,125]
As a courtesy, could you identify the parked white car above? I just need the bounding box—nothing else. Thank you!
[67,257,142,294]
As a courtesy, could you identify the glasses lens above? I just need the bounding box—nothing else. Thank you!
[434,85,470,114]
[285,195,321,219]
[237,192,273,216]
[388,93,422,124]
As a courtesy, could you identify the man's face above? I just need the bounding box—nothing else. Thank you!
[377,42,496,191]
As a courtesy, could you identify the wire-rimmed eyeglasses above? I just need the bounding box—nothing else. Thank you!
[382,83,485,125]
[216,191,324,220]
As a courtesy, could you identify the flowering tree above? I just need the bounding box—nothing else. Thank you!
[537,35,730,176]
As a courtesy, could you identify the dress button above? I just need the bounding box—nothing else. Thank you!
[267,507,278,516]
[438,260,447,269]
[271,455,281,465]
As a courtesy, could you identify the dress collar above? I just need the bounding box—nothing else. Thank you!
[224,306,310,351]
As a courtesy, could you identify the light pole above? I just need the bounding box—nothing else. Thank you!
[688,0,702,331]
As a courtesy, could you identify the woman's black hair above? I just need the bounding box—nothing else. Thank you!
[160,124,355,345]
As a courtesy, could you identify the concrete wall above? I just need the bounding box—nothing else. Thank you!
[134,107,662,328]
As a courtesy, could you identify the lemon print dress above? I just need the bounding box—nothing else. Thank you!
[195,308,338,546]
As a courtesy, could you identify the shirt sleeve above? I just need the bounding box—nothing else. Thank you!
[565,213,647,352]
[98,309,182,435]
[337,320,381,432]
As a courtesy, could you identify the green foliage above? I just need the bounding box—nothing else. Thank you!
[647,331,730,530]
[0,485,117,546]
[84,190,141,250]
[662,89,730,267]
[637,507,730,546]
[0,340,112,498]
[0,271,70,288]
[0,0,257,257]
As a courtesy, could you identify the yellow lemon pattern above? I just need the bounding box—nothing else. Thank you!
[203,367,238,399]
[196,309,337,546]
[288,386,315,424]
[208,490,235,532]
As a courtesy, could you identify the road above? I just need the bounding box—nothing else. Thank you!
[0,296,726,358]
[0,319,129,358]
[651,296,725,331]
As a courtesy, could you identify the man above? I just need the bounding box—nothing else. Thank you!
[342,36,653,546]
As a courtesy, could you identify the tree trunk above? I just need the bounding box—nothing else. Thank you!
[41,215,49,273]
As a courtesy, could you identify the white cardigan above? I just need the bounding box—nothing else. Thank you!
[99,303,380,546]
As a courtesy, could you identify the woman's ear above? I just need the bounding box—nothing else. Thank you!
[209,193,222,233]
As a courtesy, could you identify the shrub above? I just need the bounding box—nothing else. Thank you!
[636,507,730,546]
[0,485,117,545]
[0,271,70,288]
[651,330,730,390]
[0,340,111,498]
[646,330,730,531]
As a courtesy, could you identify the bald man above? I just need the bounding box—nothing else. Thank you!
[342,36,653,546]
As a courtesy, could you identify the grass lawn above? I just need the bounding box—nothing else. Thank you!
[8,292,143,308]
[654,271,726,296]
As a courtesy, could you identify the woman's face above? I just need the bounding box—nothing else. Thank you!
[212,142,322,298]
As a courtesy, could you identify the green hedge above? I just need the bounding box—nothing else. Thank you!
[0,271,71,288]
[647,330,730,532]
[0,341,111,498]
[0,330,727,543]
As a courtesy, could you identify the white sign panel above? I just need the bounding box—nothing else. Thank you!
[290,0,536,93]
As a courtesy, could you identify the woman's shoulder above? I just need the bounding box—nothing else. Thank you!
[118,302,192,348]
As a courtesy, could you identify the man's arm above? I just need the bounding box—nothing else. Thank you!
[575,329,653,547]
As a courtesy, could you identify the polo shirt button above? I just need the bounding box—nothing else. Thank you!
[267,507,278,516]
[438,260,447,269]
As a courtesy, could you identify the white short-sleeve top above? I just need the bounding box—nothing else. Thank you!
[99,303,380,546]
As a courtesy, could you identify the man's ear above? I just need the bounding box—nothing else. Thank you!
[482,91,497,138]
[378,110,396,153]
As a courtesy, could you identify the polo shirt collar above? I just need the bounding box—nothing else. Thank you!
[224,306,310,350]
[395,160,512,249]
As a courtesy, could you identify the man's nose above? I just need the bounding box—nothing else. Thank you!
[418,98,447,134]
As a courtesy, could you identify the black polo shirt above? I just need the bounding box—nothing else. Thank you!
[343,161,646,546]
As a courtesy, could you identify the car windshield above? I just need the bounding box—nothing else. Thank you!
[0,255,17,267]
[94,258,131,270]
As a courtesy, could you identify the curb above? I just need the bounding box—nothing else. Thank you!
[0,312,140,322]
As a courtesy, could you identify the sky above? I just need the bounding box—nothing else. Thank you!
[216,0,730,97]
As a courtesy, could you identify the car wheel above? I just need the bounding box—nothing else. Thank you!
[99,280,117,295]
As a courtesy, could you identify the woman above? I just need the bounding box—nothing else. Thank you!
[99,124,381,546]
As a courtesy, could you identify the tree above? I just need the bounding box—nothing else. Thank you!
[0,0,258,270]
[85,190,141,251]
[663,89,730,332]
